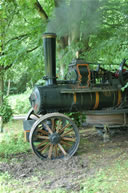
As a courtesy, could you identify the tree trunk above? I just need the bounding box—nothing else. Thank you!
[59,59,65,78]
[7,79,11,96]
[57,36,68,78]
[0,72,4,105]
[0,116,3,133]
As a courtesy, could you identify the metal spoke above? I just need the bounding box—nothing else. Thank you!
[58,143,67,155]
[48,144,53,159]
[61,129,73,137]
[62,137,76,142]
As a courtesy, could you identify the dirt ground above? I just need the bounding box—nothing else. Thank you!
[1,127,128,192]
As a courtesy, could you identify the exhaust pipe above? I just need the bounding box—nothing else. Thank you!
[43,33,57,85]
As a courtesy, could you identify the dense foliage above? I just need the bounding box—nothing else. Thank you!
[0,0,128,96]
[0,97,13,123]
[8,89,31,114]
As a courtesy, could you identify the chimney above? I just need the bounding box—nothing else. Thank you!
[43,33,57,85]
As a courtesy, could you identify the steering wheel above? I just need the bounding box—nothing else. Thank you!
[119,59,128,86]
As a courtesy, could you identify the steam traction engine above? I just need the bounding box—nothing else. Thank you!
[23,33,128,160]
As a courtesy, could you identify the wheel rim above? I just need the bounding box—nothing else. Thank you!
[29,113,80,160]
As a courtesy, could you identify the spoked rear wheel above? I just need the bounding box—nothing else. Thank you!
[29,113,80,160]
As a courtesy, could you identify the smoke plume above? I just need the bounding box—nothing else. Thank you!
[47,0,101,39]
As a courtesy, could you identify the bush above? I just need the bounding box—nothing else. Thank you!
[8,88,31,114]
[0,98,13,123]
[0,120,30,158]
[67,112,85,127]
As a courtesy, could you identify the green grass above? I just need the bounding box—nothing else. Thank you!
[0,120,30,160]
[0,120,68,193]
[1,160,128,193]
[80,160,128,193]
[1,121,128,193]
[0,171,67,193]
[0,172,47,193]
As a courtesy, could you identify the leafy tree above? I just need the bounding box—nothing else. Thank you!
[1,0,128,98]
[33,0,128,75]
[0,0,44,128]
[0,0,127,131]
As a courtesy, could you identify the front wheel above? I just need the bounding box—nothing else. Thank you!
[29,113,80,160]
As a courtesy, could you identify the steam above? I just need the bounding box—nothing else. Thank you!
[47,0,100,39]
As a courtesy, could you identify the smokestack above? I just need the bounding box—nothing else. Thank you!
[43,33,57,85]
